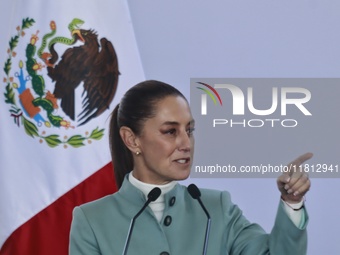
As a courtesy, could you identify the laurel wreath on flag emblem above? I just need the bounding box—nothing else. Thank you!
[3,18,119,148]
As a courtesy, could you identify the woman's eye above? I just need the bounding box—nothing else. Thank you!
[165,129,176,135]
[187,127,195,135]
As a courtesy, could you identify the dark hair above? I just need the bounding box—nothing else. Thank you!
[109,80,187,188]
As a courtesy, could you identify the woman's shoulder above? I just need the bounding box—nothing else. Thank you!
[193,185,231,198]
[75,192,118,214]
[181,185,238,221]
[180,183,233,204]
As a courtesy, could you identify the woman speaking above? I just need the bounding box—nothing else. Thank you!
[69,80,311,254]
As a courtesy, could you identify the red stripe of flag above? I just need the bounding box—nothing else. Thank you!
[0,163,117,255]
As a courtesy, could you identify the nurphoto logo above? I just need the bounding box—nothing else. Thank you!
[193,78,312,128]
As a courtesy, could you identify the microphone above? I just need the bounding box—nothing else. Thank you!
[122,187,161,255]
[187,184,211,255]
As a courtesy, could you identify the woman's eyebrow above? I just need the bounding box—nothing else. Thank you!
[162,119,195,126]
[162,121,179,126]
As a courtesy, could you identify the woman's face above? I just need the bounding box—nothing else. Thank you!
[133,96,195,184]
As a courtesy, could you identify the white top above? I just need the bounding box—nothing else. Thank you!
[129,172,177,222]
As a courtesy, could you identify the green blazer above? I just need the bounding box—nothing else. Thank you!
[69,177,308,254]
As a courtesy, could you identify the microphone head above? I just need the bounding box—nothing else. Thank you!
[148,187,161,202]
[187,183,201,199]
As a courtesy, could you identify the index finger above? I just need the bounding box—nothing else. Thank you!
[287,152,313,174]
[289,152,313,166]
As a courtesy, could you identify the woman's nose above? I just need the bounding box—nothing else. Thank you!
[178,131,191,152]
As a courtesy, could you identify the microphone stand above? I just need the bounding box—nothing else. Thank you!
[187,184,211,255]
[122,187,161,255]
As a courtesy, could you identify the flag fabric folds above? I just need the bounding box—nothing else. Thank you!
[0,1,144,254]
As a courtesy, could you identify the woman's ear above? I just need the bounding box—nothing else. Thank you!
[119,126,139,153]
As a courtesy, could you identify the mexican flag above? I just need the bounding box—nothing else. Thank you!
[0,0,144,254]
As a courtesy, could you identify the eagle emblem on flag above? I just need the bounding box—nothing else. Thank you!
[2,18,119,148]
